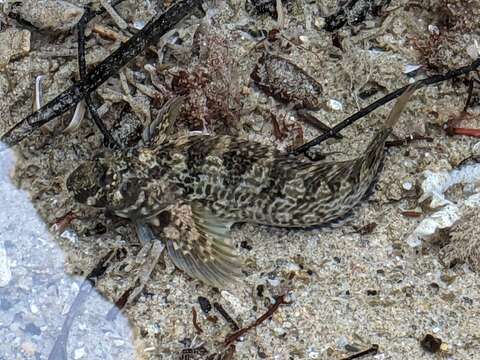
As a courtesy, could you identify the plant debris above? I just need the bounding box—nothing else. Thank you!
[420,334,442,353]
[224,293,289,346]
[251,52,324,110]
[340,344,379,360]
[213,302,239,331]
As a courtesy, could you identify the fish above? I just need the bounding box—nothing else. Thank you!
[66,85,418,287]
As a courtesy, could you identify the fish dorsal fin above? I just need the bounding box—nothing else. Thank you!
[164,201,241,288]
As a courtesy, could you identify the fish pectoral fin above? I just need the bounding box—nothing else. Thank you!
[164,202,241,288]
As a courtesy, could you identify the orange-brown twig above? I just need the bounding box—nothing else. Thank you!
[224,293,289,346]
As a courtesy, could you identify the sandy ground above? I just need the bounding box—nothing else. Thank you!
[1,0,480,359]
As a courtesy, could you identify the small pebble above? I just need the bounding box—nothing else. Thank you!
[420,334,442,353]
[198,296,212,314]
[328,99,343,111]
[74,347,86,359]
[402,181,413,191]
[30,303,39,314]
[24,322,42,336]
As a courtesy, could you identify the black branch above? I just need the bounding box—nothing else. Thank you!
[0,0,203,149]
[291,57,480,156]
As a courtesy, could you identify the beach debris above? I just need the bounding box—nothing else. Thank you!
[0,28,30,70]
[107,237,165,321]
[324,0,392,32]
[251,52,324,110]
[213,302,239,331]
[192,307,203,334]
[6,0,84,31]
[340,344,379,360]
[291,58,480,155]
[406,164,480,247]
[420,334,442,353]
[198,296,212,314]
[224,293,289,346]
[245,0,293,19]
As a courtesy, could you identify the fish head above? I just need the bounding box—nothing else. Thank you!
[66,158,141,211]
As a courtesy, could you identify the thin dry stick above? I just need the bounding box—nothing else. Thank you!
[340,344,379,360]
[291,58,480,156]
[224,294,289,346]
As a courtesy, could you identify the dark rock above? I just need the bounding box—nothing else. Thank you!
[24,322,42,336]
[420,334,442,353]
[197,296,212,314]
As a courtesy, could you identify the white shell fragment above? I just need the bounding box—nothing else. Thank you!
[328,99,343,111]
[0,29,31,70]
[10,0,84,31]
[466,40,480,60]
[406,164,480,247]
[403,64,422,74]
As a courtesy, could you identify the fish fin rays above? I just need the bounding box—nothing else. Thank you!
[163,202,241,288]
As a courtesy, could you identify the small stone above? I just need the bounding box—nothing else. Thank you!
[24,322,42,336]
[74,347,86,359]
[336,336,349,348]
[133,20,146,30]
[10,0,84,31]
[328,99,343,111]
[402,181,413,191]
[314,17,326,29]
[30,303,39,314]
[273,326,287,337]
[198,296,212,314]
[0,29,31,70]
[113,339,125,346]
[428,24,440,35]
[420,334,442,353]
[307,348,319,359]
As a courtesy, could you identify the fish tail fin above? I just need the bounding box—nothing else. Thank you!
[384,83,420,130]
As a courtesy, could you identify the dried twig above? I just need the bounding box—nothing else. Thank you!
[77,7,119,147]
[0,0,203,149]
[224,293,289,346]
[192,307,203,334]
[384,134,433,147]
[214,302,239,331]
[340,344,379,360]
[291,58,480,156]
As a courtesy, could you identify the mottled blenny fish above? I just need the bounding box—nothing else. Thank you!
[67,86,417,287]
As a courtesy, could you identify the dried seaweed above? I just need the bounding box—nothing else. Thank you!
[324,0,392,32]
[251,52,324,110]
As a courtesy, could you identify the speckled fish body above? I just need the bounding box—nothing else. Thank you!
[67,86,417,287]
